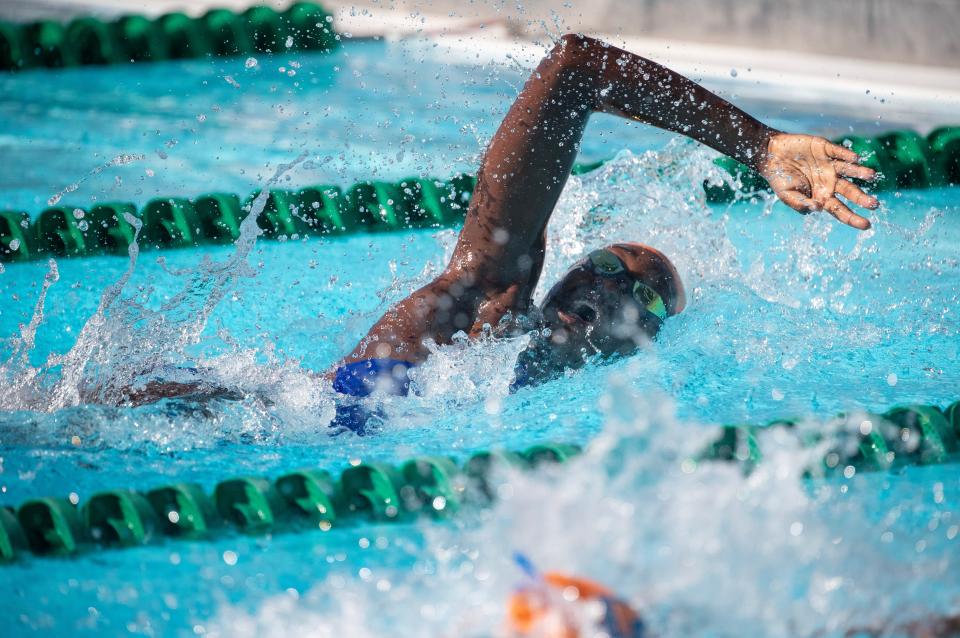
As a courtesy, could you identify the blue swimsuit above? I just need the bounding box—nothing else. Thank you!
[332,358,416,397]
[330,358,416,435]
[153,358,511,435]
[331,357,528,434]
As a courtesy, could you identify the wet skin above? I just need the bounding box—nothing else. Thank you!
[334,34,879,382]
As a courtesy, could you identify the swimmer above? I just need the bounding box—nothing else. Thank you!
[506,553,645,638]
[504,554,960,638]
[328,34,879,399]
[124,34,880,411]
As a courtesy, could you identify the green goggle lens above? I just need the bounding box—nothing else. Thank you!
[632,280,668,322]
[587,249,625,275]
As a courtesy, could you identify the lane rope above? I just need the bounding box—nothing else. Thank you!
[0,2,337,72]
[2,401,957,563]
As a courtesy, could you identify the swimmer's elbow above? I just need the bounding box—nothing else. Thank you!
[552,33,599,69]
[546,33,605,107]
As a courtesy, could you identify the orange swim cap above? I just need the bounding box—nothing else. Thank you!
[506,571,644,638]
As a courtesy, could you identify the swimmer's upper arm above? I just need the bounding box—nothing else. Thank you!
[447,35,593,297]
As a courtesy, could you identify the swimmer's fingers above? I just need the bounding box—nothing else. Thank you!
[832,160,876,182]
[836,179,880,210]
[823,196,871,230]
[824,141,861,164]
[778,189,821,214]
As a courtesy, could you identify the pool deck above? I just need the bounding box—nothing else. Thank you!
[328,7,960,132]
[2,0,958,129]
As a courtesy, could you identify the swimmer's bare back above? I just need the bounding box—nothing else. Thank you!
[333,34,879,371]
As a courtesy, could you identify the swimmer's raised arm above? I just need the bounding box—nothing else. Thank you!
[451,34,880,296]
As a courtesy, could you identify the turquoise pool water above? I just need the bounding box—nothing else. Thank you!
[1,40,958,637]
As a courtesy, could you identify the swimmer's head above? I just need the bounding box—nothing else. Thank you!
[518,244,684,383]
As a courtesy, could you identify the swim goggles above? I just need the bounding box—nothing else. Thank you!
[585,249,668,323]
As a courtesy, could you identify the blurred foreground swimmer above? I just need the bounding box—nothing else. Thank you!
[124,34,881,411]
[505,553,645,638]
[501,554,960,638]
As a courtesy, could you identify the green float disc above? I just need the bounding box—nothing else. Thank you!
[400,456,463,516]
[0,211,34,261]
[65,17,118,65]
[147,484,220,538]
[18,497,85,555]
[0,21,27,70]
[141,197,203,248]
[35,206,91,256]
[339,463,406,521]
[928,126,960,186]
[275,469,339,526]
[83,490,159,547]
[297,185,348,233]
[88,202,140,254]
[214,477,287,533]
[193,192,244,242]
[110,15,166,62]
[0,507,28,561]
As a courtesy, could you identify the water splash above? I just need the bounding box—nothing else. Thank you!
[0,260,59,409]
[1,155,310,412]
[207,383,958,637]
[46,153,145,207]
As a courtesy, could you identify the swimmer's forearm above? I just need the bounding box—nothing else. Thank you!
[564,34,779,169]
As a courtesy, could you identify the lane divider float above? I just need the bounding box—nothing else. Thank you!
[1,401,957,563]
[0,2,337,72]
[0,175,478,261]
[2,128,958,263]
[0,127,960,261]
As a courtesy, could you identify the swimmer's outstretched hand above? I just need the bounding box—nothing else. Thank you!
[757,133,880,230]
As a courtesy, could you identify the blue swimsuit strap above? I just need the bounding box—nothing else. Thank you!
[332,358,417,398]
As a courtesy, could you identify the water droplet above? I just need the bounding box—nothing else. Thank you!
[244,57,258,69]
[730,68,738,77]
